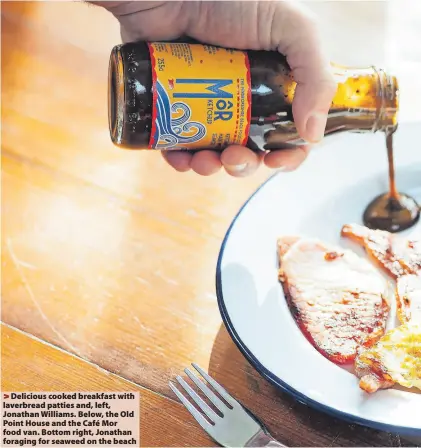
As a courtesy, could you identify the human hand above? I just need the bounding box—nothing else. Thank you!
[94,1,336,177]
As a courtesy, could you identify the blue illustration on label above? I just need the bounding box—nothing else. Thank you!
[152,81,206,149]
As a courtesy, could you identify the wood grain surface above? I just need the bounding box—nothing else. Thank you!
[1,2,419,447]
[1,324,212,447]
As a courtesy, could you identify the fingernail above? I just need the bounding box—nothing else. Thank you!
[224,162,248,173]
[306,113,327,143]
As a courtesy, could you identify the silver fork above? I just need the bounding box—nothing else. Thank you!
[169,363,286,447]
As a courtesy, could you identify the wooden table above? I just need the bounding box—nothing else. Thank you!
[1,2,419,446]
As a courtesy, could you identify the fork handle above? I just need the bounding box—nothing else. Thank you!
[245,429,287,447]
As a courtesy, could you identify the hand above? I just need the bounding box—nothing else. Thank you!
[93,1,336,177]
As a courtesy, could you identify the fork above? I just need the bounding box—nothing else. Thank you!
[169,363,286,447]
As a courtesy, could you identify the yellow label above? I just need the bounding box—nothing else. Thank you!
[148,43,251,150]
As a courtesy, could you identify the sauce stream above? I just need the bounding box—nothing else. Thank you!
[363,132,420,232]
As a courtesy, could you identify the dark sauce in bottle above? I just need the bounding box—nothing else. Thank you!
[108,41,400,151]
[363,132,420,232]
[109,42,299,150]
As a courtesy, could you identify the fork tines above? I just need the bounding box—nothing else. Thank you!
[169,363,236,427]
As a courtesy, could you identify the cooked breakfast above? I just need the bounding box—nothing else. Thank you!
[278,224,421,394]
[355,323,421,393]
[277,236,389,364]
[341,223,421,278]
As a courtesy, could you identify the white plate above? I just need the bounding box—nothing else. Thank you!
[216,123,421,435]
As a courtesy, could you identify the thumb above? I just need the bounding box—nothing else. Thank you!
[272,2,337,143]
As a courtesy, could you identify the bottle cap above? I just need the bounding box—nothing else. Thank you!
[108,43,153,149]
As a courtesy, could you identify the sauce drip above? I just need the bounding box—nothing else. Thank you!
[363,132,420,232]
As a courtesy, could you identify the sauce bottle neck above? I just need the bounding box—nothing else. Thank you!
[374,69,399,134]
[325,65,399,137]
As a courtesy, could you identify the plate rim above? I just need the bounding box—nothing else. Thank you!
[215,170,420,436]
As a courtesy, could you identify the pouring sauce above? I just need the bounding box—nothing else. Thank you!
[363,132,420,232]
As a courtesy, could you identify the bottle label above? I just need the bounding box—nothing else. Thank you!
[148,42,251,150]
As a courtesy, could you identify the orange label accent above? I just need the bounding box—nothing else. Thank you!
[148,43,251,150]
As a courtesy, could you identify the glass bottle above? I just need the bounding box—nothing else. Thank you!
[108,41,399,151]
